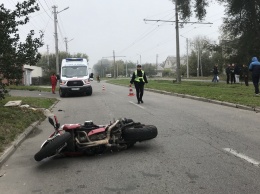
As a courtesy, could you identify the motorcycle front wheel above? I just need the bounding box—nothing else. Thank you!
[34,132,71,161]
[122,125,158,141]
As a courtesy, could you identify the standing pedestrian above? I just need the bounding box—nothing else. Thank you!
[96,75,100,83]
[212,64,219,83]
[234,64,241,83]
[249,57,260,96]
[230,64,236,84]
[130,64,148,104]
[50,73,57,94]
[226,64,231,84]
[241,64,249,86]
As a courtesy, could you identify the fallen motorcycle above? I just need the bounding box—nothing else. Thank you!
[34,115,158,161]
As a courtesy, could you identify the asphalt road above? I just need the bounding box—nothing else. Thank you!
[1,81,260,193]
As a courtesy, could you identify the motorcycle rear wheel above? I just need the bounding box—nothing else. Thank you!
[34,132,71,161]
[122,125,157,141]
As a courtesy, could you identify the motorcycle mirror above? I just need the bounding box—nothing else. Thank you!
[48,117,55,127]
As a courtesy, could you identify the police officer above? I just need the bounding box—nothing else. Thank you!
[130,64,148,104]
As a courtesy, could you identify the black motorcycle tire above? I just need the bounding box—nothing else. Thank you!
[122,125,157,141]
[34,132,71,161]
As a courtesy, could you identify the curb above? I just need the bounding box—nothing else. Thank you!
[0,101,59,168]
[110,83,259,113]
[145,88,260,113]
[0,121,40,167]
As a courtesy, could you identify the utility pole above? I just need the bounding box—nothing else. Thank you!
[197,46,200,77]
[113,50,116,78]
[144,4,212,83]
[64,37,67,53]
[180,35,189,78]
[52,5,69,75]
[156,54,158,69]
[103,50,125,78]
[186,38,189,78]
[53,6,59,75]
[47,45,50,68]
[175,0,181,83]
[125,60,128,77]
[64,37,74,57]
[200,48,203,77]
[100,60,103,77]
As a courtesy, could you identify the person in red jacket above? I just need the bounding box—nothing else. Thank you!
[50,73,57,94]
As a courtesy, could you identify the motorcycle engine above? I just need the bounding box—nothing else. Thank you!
[89,132,106,141]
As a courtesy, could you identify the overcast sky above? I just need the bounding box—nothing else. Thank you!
[3,0,225,68]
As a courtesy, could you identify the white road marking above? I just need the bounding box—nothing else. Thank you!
[129,101,145,109]
[223,148,260,167]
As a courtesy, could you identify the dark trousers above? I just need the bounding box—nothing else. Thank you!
[242,75,249,86]
[231,73,235,84]
[252,74,260,94]
[244,76,249,86]
[134,82,145,102]
[226,74,230,84]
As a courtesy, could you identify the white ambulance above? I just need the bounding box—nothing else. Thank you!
[59,58,93,97]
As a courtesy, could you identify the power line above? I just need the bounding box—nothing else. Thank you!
[43,0,52,11]
[37,0,53,20]
[118,11,175,54]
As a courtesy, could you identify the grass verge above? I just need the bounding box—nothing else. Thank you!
[107,79,260,108]
[0,95,57,153]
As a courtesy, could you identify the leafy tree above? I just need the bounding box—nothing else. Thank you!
[0,0,43,99]
[93,60,136,78]
[142,63,157,76]
[220,0,260,62]
[172,0,209,22]
[93,59,112,77]
[173,0,260,65]
[188,50,199,76]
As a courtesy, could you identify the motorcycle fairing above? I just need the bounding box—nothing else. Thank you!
[88,127,106,136]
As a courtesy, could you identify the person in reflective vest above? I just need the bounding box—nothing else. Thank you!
[130,64,148,104]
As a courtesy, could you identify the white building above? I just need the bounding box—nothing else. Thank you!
[23,65,43,86]
[162,56,185,73]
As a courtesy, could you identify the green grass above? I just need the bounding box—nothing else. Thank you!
[0,95,57,153]
[6,85,51,92]
[107,79,260,108]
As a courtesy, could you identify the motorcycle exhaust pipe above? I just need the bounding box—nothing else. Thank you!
[75,120,120,147]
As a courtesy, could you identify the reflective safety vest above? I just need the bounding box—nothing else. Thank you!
[134,70,145,82]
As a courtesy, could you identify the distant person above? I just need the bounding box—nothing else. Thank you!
[230,63,236,84]
[212,64,219,83]
[50,73,57,94]
[234,64,241,83]
[249,57,260,96]
[97,75,100,83]
[130,64,148,104]
[225,64,231,84]
[241,64,249,86]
